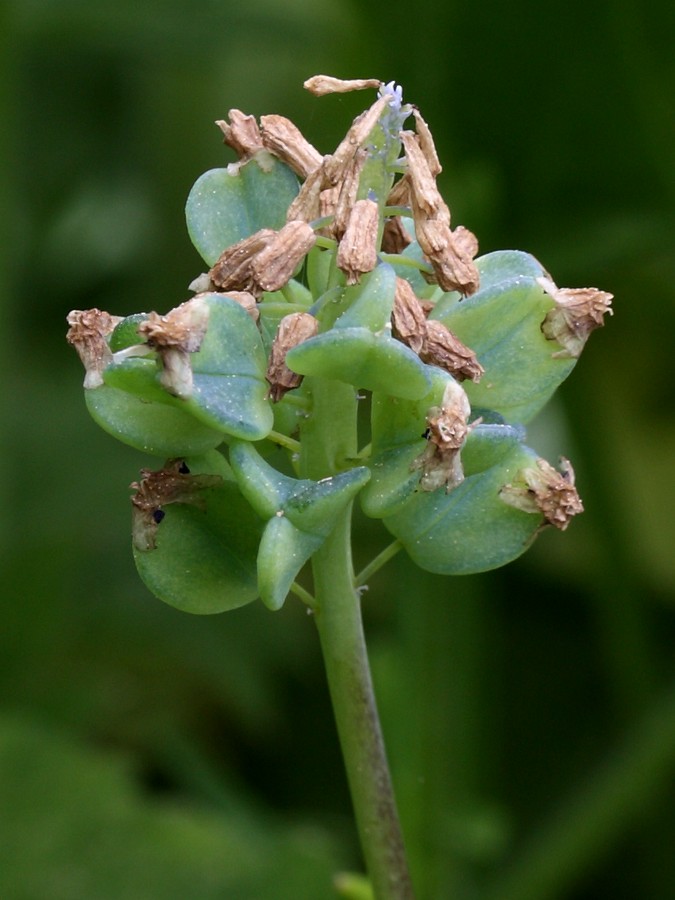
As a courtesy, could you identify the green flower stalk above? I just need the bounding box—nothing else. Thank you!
[67,75,612,899]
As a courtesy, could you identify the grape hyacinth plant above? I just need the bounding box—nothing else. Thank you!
[67,75,612,899]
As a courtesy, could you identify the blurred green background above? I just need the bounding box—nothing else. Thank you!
[3,0,675,898]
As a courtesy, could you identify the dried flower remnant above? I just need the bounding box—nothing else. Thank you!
[318,185,341,229]
[138,297,210,399]
[411,108,441,177]
[386,175,411,209]
[266,312,319,401]
[538,278,614,358]
[303,75,382,96]
[399,131,445,216]
[333,148,368,240]
[215,110,264,159]
[382,178,413,253]
[411,380,471,491]
[392,276,428,353]
[250,221,317,293]
[188,278,259,320]
[209,228,276,295]
[500,457,584,530]
[381,215,412,254]
[286,166,324,224]
[420,319,484,383]
[223,291,260,321]
[131,458,223,551]
[400,131,480,295]
[260,115,323,179]
[66,308,122,388]
[336,198,380,284]
[323,94,392,186]
[391,278,484,382]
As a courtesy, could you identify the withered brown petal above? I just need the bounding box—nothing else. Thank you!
[209,228,276,295]
[381,216,412,254]
[500,457,584,530]
[324,94,391,186]
[66,308,122,389]
[221,291,259,321]
[400,130,480,295]
[260,115,323,178]
[411,381,471,491]
[286,165,324,224]
[400,131,447,219]
[333,148,368,240]
[430,241,481,296]
[386,175,411,209]
[538,278,614,359]
[138,297,210,353]
[137,297,210,399]
[131,458,223,551]
[413,216,480,296]
[304,75,382,96]
[412,108,442,177]
[420,319,484,382]
[319,185,341,223]
[336,198,380,284]
[215,110,263,157]
[251,221,316,293]
[266,312,319,402]
[391,277,427,354]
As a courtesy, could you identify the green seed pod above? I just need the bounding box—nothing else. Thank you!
[383,440,544,575]
[287,263,431,399]
[109,313,149,352]
[186,156,299,267]
[429,251,577,423]
[257,516,323,611]
[229,441,370,608]
[183,295,273,440]
[86,380,224,457]
[132,451,264,614]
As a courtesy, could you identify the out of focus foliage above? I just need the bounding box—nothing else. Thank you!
[3,1,674,898]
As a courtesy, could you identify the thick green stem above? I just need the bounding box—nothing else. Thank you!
[313,511,414,900]
[301,377,414,899]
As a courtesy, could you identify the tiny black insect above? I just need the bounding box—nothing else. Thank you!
[152,508,166,524]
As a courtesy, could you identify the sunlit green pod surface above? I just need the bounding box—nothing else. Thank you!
[109,313,149,351]
[184,294,273,440]
[133,452,263,614]
[103,295,273,443]
[364,420,525,522]
[383,441,544,575]
[362,367,458,518]
[257,516,323,612]
[229,440,370,536]
[284,263,430,399]
[430,251,575,423]
[85,383,223,457]
[286,328,431,400]
[186,155,299,266]
[229,441,370,609]
[332,263,397,332]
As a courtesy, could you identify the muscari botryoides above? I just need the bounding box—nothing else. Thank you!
[68,75,613,616]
